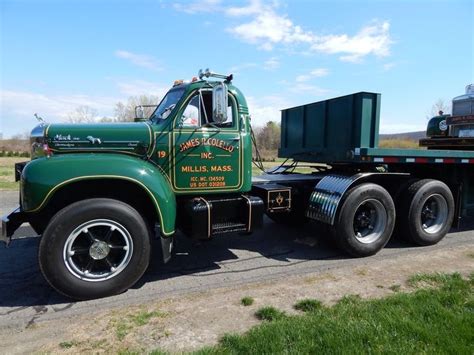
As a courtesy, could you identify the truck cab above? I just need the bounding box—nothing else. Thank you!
[147,77,252,193]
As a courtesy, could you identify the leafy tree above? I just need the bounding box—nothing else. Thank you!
[253,121,281,160]
[257,121,281,151]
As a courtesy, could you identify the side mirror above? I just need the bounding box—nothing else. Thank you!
[134,106,145,122]
[212,83,228,124]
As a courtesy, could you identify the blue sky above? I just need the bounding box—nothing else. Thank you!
[1,0,473,137]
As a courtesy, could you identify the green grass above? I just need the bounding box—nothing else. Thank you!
[0,157,25,190]
[254,307,286,321]
[251,159,319,176]
[241,297,254,306]
[129,310,164,326]
[293,299,322,313]
[115,321,132,341]
[389,284,401,292]
[379,138,422,149]
[407,272,453,288]
[59,340,78,349]
[110,309,166,341]
[197,273,473,354]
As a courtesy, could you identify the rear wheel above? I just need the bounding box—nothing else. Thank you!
[38,198,151,300]
[333,183,395,257]
[398,179,454,246]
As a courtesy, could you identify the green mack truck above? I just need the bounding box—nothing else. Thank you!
[2,70,474,300]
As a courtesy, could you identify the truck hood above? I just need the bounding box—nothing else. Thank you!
[45,122,153,157]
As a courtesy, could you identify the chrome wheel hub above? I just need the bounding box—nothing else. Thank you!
[63,219,133,282]
[353,199,387,244]
[89,240,111,260]
[420,194,448,234]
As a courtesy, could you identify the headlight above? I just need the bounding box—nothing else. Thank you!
[30,124,47,159]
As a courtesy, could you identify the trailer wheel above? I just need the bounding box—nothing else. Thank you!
[398,179,454,246]
[38,198,151,300]
[333,183,395,257]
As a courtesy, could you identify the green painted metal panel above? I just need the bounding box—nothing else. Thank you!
[149,81,252,195]
[20,153,176,235]
[303,102,326,149]
[46,122,153,157]
[279,92,381,163]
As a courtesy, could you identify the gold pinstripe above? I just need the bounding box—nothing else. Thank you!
[25,175,175,236]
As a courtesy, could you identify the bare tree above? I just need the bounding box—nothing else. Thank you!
[10,130,30,140]
[427,98,451,119]
[114,95,160,122]
[67,105,98,123]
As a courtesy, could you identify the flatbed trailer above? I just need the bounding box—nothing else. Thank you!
[2,70,473,300]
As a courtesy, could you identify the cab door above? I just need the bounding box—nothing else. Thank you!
[171,88,243,193]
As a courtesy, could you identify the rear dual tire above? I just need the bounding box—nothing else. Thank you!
[332,183,396,257]
[398,179,454,246]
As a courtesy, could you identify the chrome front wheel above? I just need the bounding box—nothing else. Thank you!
[63,219,133,282]
[39,198,151,300]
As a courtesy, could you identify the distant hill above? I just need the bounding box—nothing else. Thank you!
[380,131,425,141]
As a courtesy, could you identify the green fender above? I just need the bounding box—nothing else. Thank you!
[21,153,176,236]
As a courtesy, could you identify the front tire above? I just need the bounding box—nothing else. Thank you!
[38,198,151,300]
[332,183,395,257]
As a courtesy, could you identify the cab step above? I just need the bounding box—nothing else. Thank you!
[212,222,248,234]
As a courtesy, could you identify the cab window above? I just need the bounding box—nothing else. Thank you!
[179,90,235,129]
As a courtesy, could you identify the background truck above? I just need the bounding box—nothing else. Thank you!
[2,69,473,300]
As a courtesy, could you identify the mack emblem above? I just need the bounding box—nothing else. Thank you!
[86,135,102,144]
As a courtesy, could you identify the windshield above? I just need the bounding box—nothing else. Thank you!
[150,88,185,122]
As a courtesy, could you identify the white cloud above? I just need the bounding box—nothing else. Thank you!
[263,57,280,70]
[228,4,313,51]
[173,0,222,14]
[0,90,121,137]
[115,50,162,71]
[246,94,291,127]
[174,1,393,62]
[311,21,392,62]
[379,122,426,134]
[295,68,329,82]
[225,0,263,17]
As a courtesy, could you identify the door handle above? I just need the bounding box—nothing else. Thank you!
[230,137,240,141]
